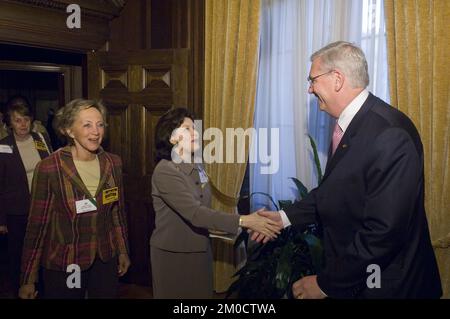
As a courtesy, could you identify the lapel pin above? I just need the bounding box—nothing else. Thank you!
[342,144,348,148]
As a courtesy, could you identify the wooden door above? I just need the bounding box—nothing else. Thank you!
[88,49,190,285]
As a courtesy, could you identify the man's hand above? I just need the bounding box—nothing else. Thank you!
[0,225,7,235]
[240,209,282,239]
[292,275,326,299]
[118,253,131,277]
[250,210,282,243]
[18,284,38,299]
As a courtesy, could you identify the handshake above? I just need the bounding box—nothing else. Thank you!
[239,208,283,243]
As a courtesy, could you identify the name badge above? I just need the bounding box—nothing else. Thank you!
[103,187,119,204]
[75,199,97,214]
[198,166,209,184]
[34,140,48,152]
[0,145,13,154]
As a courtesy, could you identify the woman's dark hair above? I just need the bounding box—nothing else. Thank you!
[4,95,33,127]
[155,107,195,163]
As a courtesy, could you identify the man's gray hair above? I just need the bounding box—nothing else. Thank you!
[311,41,369,88]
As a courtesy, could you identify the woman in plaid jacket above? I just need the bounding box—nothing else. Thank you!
[18,99,130,299]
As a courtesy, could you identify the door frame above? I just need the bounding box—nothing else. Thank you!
[0,60,77,106]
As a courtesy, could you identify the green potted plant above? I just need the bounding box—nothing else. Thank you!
[227,135,324,299]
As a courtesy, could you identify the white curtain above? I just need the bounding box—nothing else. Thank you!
[250,0,389,209]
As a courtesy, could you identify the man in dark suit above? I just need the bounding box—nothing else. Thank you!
[255,41,442,299]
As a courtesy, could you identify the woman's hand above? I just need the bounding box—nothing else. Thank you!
[118,253,131,277]
[240,211,282,240]
[18,284,38,299]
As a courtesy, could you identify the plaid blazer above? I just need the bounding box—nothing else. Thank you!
[20,146,129,285]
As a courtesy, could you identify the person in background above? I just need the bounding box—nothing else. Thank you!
[2,95,52,145]
[18,99,130,299]
[150,107,282,298]
[32,119,49,137]
[46,108,63,150]
[0,96,52,297]
[0,110,8,140]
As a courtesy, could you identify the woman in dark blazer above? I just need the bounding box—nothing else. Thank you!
[18,99,130,299]
[151,108,281,298]
[0,97,52,297]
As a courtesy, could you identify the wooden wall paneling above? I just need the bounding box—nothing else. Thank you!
[149,0,204,117]
[110,0,205,118]
[1,0,204,287]
[142,65,171,89]
[0,1,112,52]
[123,103,149,285]
[172,49,190,108]
[142,106,170,283]
[154,0,205,117]
[189,0,205,120]
[150,0,173,49]
[0,60,77,106]
[143,109,170,178]
[57,0,123,16]
[101,65,129,91]
[109,0,151,51]
[172,0,189,49]
[102,102,130,168]
[68,66,83,101]
[88,48,190,285]
[87,51,101,99]
[57,72,65,107]
[128,64,143,93]
[143,0,152,49]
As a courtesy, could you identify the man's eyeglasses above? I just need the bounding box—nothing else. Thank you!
[307,70,334,86]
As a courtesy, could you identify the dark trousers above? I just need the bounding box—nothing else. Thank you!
[6,215,28,296]
[42,256,119,299]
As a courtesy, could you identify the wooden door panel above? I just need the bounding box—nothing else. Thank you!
[103,103,130,167]
[143,108,169,175]
[88,49,190,285]
[101,65,129,91]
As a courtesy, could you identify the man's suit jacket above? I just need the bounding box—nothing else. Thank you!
[151,159,239,253]
[285,93,442,298]
[0,132,52,225]
[20,146,129,285]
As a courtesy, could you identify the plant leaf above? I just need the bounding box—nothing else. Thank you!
[275,241,295,291]
[308,134,323,184]
[278,200,293,210]
[289,177,308,199]
[249,192,279,211]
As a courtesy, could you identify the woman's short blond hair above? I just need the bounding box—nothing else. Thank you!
[54,99,107,144]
